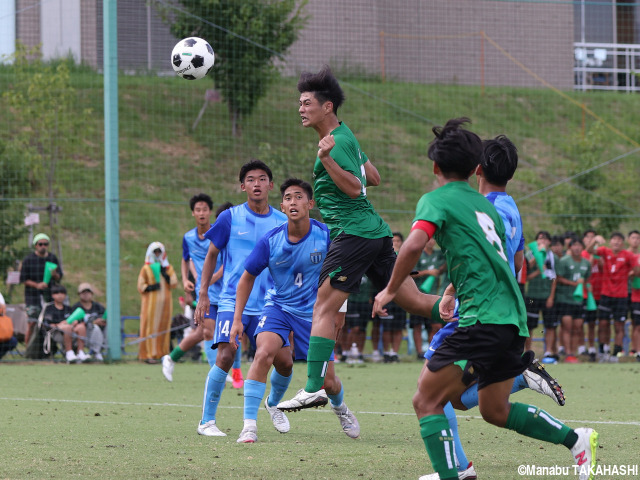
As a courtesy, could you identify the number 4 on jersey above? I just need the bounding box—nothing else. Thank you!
[476,211,508,262]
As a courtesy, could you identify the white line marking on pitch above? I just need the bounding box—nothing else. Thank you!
[1,397,639,427]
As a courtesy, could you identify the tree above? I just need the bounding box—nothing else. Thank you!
[160,0,308,137]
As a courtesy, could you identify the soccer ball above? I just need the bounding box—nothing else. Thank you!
[171,37,215,80]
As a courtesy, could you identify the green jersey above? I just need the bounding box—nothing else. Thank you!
[525,253,555,300]
[313,122,392,240]
[555,255,591,305]
[413,181,528,337]
[414,249,445,295]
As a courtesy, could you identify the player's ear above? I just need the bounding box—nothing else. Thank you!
[240,182,247,192]
[309,199,315,209]
[475,164,483,176]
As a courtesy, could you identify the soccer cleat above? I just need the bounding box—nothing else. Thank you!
[332,404,360,439]
[277,388,329,412]
[523,359,566,406]
[264,398,290,433]
[76,350,91,363]
[571,427,599,480]
[65,350,77,363]
[370,350,383,363]
[94,352,104,362]
[161,355,175,382]
[231,367,244,389]
[418,462,477,480]
[236,425,258,443]
[196,420,227,437]
[564,355,579,364]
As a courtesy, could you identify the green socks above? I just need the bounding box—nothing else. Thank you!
[169,346,185,362]
[506,402,573,445]
[305,336,335,392]
[419,415,459,480]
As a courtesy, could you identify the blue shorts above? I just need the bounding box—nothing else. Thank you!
[204,304,218,320]
[213,310,259,350]
[425,299,459,360]
[425,321,458,360]
[255,305,334,362]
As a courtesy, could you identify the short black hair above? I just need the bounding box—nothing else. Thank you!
[428,118,483,180]
[480,135,518,186]
[536,231,551,241]
[629,230,640,237]
[582,229,596,238]
[239,159,273,183]
[215,202,233,217]
[189,193,213,211]
[550,235,563,246]
[611,231,625,241]
[297,65,345,115]
[392,232,404,241]
[51,284,67,295]
[280,178,313,200]
[569,238,584,247]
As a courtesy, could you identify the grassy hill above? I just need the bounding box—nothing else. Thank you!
[2,63,639,316]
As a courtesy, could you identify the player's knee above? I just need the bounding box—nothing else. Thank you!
[478,402,509,427]
[215,346,234,370]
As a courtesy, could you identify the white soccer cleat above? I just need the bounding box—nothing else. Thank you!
[418,462,477,480]
[277,388,328,412]
[522,359,566,406]
[65,350,77,363]
[571,427,599,480]
[161,355,175,382]
[264,398,290,433]
[76,350,91,363]
[196,420,226,437]
[236,425,258,443]
[94,352,104,362]
[332,403,360,439]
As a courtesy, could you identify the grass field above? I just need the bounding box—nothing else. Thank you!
[1,360,639,480]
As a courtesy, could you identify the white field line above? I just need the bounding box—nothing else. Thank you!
[1,397,639,427]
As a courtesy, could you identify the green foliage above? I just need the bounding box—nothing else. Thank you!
[0,141,30,284]
[545,123,627,236]
[160,0,308,136]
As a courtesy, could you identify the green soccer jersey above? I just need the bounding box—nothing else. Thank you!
[414,249,445,295]
[313,122,392,240]
[555,255,591,305]
[413,181,528,336]
[525,254,555,300]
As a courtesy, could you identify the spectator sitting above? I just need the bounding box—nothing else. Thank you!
[71,283,106,362]
[43,284,91,363]
[0,292,18,360]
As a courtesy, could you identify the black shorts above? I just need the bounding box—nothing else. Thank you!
[525,297,557,329]
[409,314,428,328]
[556,302,584,320]
[427,323,532,390]
[630,302,640,325]
[598,295,628,322]
[319,233,395,294]
[583,301,599,323]
[345,300,371,329]
[379,302,406,331]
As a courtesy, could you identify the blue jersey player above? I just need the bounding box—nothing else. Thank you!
[193,160,286,437]
[162,196,232,382]
[230,178,360,443]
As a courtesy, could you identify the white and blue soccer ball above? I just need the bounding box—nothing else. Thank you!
[171,37,215,80]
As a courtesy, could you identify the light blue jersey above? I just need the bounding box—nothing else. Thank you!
[205,203,286,314]
[244,219,331,322]
[182,226,222,304]
[485,191,524,277]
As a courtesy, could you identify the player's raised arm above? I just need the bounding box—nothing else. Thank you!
[229,270,256,350]
[194,242,219,325]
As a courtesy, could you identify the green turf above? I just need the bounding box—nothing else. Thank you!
[1,360,638,479]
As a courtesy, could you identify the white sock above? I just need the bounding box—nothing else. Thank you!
[243,419,257,429]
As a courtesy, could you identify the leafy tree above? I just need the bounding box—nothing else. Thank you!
[161,0,308,137]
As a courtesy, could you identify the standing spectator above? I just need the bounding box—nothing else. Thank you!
[71,283,106,361]
[410,238,446,357]
[524,231,557,360]
[20,233,63,346]
[555,239,591,363]
[0,292,18,360]
[137,242,178,363]
[627,230,640,361]
[380,232,407,362]
[551,236,566,357]
[587,232,640,361]
[344,276,372,362]
[580,229,601,361]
